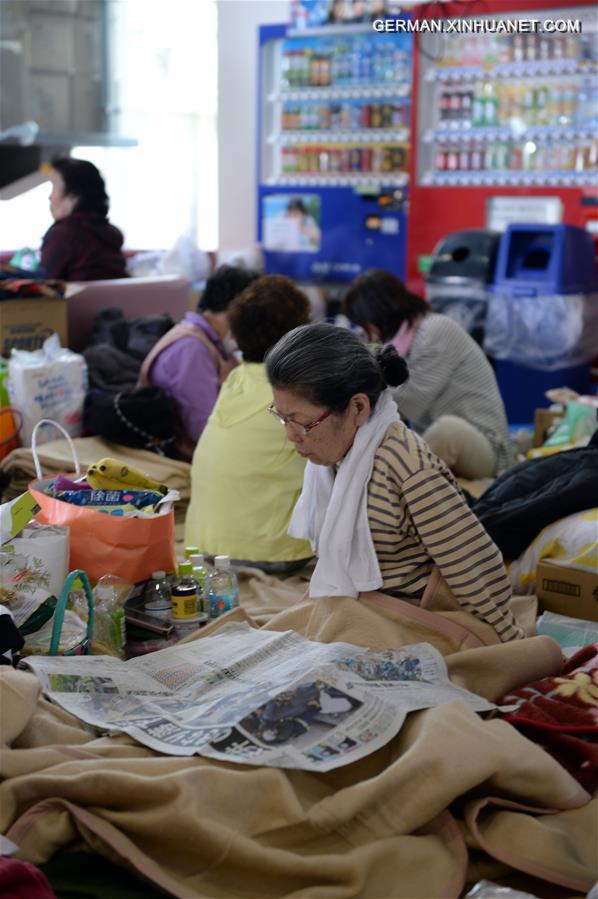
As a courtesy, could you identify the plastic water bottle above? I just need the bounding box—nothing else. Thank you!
[144,571,172,620]
[207,555,239,619]
[188,553,209,615]
[93,574,127,657]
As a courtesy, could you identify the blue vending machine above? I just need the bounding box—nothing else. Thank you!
[257,19,412,284]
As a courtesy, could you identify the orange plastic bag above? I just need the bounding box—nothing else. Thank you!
[0,407,21,461]
[28,420,177,583]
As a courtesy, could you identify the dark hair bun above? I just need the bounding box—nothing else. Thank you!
[374,345,409,388]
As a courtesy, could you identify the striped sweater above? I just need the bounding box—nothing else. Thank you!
[393,314,511,473]
[367,421,523,642]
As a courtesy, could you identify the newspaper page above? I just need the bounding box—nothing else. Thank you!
[24,622,494,772]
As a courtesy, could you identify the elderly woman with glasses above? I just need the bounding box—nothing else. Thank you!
[264,322,523,643]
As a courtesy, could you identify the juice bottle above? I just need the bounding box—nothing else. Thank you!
[483,82,498,127]
[170,562,198,620]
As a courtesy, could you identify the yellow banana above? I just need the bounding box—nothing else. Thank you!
[87,458,168,495]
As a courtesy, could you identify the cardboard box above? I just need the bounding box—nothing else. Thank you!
[536,560,598,622]
[0,297,68,357]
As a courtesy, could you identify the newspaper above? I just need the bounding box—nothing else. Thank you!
[23,622,494,772]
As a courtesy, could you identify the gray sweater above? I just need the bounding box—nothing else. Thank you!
[392,314,510,472]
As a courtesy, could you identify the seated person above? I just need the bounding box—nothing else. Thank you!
[185,274,313,571]
[40,157,128,281]
[344,269,510,478]
[138,265,259,457]
[265,322,523,642]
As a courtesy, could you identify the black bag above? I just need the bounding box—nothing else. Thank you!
[83,386,178,456]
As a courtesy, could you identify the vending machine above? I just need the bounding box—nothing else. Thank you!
[407,0,598,294]
[257,21,413,282]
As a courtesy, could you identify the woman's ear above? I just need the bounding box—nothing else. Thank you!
[352,393,371,426]
[63,194,78,216]
[365,323,381,343]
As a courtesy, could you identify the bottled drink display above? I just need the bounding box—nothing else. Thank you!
[281,143,409,175]
[418,12,598,186]
[436,80,597,130]
[282,99,409,132]
[433,138,597,174]
[170,562,198,620]
[266,29,412,187]
[208,555,240,619]
[282,35,410,88]
[437,29,597,68]
[144,570,172,620]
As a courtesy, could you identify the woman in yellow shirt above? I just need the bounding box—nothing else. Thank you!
[184,275,313,571]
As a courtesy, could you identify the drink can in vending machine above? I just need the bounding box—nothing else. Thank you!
[449,92,462,123]
[360,104,372,128]
[391,145,406,169]
[495,140,510,170]
[509,143,522,171]
[459,145,470,170]
[539,34,551,61]
[350,147,362,171]
[340,148,351,172]
[381,103,393,128]
[361,146,373,171]
[470,141,483,170]
[440,91,451,122]
[350,102,361,130]
[524,33,537,62]
[391,103,404,127]
[461,91,473,127]
[381,146,394,172]
[297,147,308,172]
[435,146,447,170]
[535,86,549,126]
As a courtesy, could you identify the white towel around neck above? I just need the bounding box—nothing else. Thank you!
[288,389,400,598]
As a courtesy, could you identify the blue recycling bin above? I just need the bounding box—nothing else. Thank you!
[493,224,598,297]
[489,224,596,423]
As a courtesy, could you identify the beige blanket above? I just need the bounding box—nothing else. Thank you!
[1,592,595,899]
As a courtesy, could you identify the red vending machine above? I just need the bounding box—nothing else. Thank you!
[407,0,598,295]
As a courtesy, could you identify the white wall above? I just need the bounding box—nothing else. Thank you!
[217,0,288,253]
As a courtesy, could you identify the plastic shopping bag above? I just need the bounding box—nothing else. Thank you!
[8,333,88,446]
[28,420,177,583]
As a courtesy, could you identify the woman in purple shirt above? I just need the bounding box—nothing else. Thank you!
[137,265,259,458]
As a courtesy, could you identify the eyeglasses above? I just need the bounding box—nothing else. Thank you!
[267,403,332,436]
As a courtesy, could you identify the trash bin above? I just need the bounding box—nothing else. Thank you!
[485,224,598,422]
[426,229,500,346]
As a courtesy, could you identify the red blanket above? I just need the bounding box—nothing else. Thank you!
[498,643,598,792]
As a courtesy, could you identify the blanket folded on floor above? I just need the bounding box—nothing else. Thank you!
[1,592,595,899]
